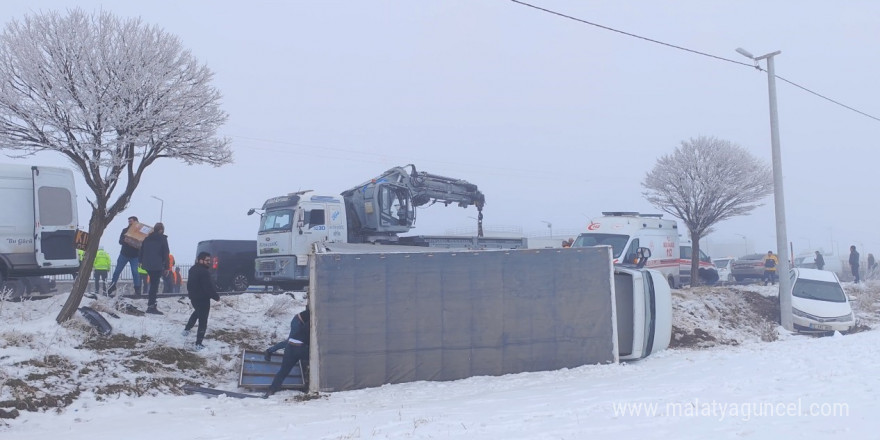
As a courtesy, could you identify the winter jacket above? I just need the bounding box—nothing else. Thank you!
[815,253,825,270]
[118,227,140,258]
[139,233,170,271]
[269,311,310,352]
[850,250,860,268]
[763,254,778,272]
[187,263,219,301]
[93,249,112,271]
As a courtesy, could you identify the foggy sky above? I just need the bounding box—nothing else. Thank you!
[4,0,879,264]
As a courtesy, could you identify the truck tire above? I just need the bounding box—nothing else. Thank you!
[231,272,250,292]
[2,280,26,300]
[667,275,676,289]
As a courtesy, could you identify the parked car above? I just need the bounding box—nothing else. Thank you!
[731,253,767,283]
[195,240,258,292]
[712,257,735,284]
[786,268,854,334]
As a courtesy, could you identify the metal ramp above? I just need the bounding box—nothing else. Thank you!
[238,349,306,391]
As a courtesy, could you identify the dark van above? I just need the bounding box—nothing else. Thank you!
[195,240,257,292]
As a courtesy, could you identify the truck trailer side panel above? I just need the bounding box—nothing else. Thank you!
[308,246,616,392]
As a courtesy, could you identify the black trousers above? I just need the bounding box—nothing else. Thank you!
[185,297,211,345]
[93,269,108,294]
[147,270,163,307]
[269,344,308,392]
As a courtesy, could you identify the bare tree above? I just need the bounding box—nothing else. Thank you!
[642,136,772,286]
[0,9,231,322]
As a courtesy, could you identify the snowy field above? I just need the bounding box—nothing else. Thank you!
[2,282,879,439]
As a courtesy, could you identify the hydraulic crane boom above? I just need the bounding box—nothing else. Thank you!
[340,164,485,243]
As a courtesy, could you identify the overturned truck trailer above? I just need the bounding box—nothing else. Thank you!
[304,244,671,393]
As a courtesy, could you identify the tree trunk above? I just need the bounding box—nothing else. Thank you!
[56,212,109,323]
[690,231,702,287]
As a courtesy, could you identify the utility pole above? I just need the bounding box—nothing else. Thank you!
[737,47,792,331]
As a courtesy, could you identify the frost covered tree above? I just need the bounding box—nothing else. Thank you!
[642,136,772,286]
[0,9,231,322]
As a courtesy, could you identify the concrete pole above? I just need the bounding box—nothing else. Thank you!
[761,51,793,331]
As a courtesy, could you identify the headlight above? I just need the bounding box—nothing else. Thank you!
[830,312,854,323]
[791,307,811,319]
[791,308,853,322]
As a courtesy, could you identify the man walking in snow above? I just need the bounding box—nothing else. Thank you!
[814,251,825,271]
[849,245,860,283]
[183,252,220,350]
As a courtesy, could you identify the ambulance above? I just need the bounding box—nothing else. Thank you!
[572,212,681,288]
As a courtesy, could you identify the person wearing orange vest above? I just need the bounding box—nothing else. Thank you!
[163,253,176,293]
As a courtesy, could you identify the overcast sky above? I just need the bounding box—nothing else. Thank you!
[4,1,879,264]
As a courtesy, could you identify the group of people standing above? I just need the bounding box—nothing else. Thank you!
[100,216,172,314]
[763,246,878,285]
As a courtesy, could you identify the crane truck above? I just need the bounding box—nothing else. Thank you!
[251,164,527,289]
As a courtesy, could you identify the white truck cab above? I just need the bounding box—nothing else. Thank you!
[254,192,347,289]
[573,212,681,288]
[614,266,673,360]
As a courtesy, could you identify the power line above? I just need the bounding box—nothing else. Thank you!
[509,0,880,123]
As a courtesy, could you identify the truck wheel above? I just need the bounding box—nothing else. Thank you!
[667,275,676,289]
[2,280,26,300]
[231,273,250,292]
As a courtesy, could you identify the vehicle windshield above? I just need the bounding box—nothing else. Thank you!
[572,233,629,258]
[792,278,847,303]
[260,209,294,233]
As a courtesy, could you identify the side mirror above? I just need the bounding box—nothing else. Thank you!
[247,208,255,216]
[636,247,651,268]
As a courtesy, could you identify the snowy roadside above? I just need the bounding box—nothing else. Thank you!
[1,280,878,428]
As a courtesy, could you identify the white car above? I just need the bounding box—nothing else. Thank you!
[712,257,735,285]
[788,268,855,334]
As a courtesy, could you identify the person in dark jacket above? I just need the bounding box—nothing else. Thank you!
[263,307,310,398]
[183,252,220,350]
[139,222,170,314]
[814,251,825,271]
[107,216,142,296]
[849,245,860,283]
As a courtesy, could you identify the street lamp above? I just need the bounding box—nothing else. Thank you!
[540,221,552,238]
[737,47,792,331]
[151,195,164,223]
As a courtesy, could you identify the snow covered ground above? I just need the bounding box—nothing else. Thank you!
[2,282,878,439]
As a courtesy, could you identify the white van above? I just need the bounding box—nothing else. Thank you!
[0,164,80,292]
[572,212,681,288]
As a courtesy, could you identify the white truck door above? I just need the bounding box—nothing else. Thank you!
[32,166,78,268]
